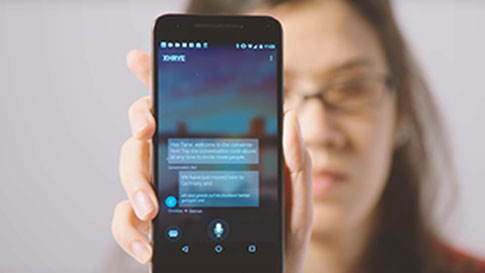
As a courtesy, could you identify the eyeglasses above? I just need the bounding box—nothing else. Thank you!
[284,74,395,113]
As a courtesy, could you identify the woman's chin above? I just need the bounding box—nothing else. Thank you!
[311,201,348,236]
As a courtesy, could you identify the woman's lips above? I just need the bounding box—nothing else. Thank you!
[312,170,346,195]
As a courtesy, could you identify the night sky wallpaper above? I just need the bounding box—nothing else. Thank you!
[158,45,277,136]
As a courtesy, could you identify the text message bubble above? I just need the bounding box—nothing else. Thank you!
[179,171,259,207]
[168,138,258,164]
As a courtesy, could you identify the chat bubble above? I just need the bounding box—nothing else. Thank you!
[167,138,258,164]
[178,171,259,207]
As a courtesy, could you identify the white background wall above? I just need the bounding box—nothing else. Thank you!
[393,0,485,257]
[0,0,483,272]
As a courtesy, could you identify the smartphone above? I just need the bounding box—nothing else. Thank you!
[151,14,283,273]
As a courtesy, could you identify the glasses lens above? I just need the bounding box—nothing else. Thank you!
[325,78,385,109]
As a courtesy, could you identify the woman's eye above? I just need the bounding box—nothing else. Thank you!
[326,80,381,106]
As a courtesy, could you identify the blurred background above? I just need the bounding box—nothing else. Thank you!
[0,0,484,272]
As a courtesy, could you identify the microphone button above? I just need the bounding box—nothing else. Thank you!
[208,218,230,241]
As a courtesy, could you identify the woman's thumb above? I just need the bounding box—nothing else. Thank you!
[282,110,313,273]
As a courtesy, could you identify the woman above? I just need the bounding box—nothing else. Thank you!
[111,0,485,272]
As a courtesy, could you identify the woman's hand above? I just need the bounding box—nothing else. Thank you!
[111,50,313,273]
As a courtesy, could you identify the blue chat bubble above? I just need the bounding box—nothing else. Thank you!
[178,171,259,207]
[167,138,258,164]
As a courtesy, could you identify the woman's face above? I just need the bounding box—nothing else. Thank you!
[269,0,398,235]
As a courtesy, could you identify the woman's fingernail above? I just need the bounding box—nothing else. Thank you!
[295,114,303,140]
[134,190,154,218]
[288,110,302,138]
[130,241,151,263]
[131,113,149,135]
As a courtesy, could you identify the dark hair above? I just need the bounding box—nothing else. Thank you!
[186,1,458,272]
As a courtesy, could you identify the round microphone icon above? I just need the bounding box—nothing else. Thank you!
[209,219,229,241]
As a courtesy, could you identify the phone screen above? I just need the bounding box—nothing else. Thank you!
[152,15,283,273]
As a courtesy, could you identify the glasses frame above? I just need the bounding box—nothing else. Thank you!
[289,74,396,114]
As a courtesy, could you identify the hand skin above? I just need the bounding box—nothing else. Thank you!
[111,50,314,273]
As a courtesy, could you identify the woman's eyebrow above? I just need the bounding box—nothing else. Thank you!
[284,58,374,81]
[326,58,374,75]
